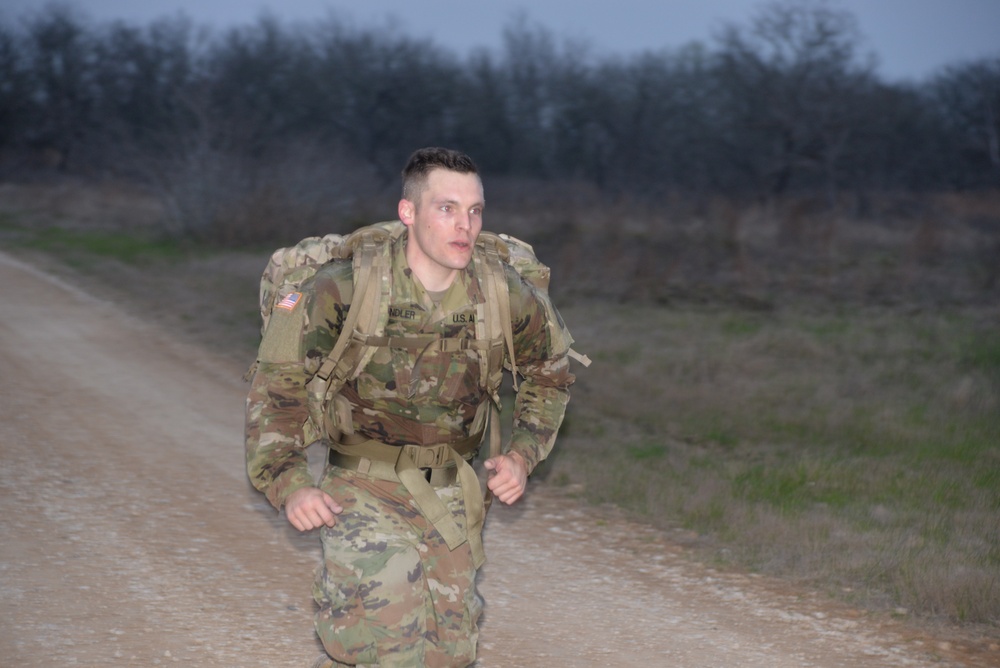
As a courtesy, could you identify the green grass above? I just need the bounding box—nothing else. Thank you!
[19,227,185,264]
[552,303,1000,626]
[626,441,669,460]
[963,332,1000,375]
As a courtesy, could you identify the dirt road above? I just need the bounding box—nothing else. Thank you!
[0,250,992,667]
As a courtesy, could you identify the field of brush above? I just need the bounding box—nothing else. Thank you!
[2,178,997,629]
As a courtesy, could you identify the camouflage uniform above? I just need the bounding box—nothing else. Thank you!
[246,231,574,667]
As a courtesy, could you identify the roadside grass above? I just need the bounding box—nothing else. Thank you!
[18,226,186,266]
[550,302,1000,626]
[0,214,266,362]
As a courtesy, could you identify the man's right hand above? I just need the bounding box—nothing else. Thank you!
[284,486,343,532]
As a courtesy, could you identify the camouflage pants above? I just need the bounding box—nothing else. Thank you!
[313,470,483,667]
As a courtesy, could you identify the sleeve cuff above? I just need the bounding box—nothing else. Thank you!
[264,467,317,510]
[508,441,540,475]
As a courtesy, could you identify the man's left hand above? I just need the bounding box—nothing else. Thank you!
[484,451,528,505]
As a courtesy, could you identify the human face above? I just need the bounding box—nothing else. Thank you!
[398,168,484,292]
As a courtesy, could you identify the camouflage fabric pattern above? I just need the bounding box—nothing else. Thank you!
[244,229,575,665]
[257,232,347,336]
[254,221,402,336]
[246,231,575,507]
[313,470,481,667]
[245,360,321,509]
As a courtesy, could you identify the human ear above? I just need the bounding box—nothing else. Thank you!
[398,199,414,225]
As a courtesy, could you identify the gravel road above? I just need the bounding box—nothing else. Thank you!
[1,250,994,667]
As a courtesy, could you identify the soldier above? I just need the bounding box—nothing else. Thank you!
[245,147,576,667]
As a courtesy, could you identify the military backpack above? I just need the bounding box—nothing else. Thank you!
[246,220,588,473]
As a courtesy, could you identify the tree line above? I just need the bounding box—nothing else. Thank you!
[1,1,998,241]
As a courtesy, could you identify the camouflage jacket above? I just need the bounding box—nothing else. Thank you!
[245,231,575,510]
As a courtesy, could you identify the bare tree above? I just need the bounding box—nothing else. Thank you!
[88,15,207,175]
[711,0,876,203]
[932,56,1000,187]
[306,18,463,185]
[450,51,518,174]
[0,22,31,161]
[21,3,98,171]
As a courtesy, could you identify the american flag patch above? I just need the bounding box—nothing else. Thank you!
[275,292,302,311]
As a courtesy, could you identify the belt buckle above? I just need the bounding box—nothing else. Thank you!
[413,447,431,468]
[412,444,446,468]
[432,444,449,467]
[406,444,450,478]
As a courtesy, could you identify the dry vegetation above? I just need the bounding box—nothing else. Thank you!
[548,302,999,623]
[1,178,998,635]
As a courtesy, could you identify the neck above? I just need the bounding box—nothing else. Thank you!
[413,266,458,292]
[404,243,460,292]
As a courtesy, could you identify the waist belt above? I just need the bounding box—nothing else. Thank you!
[329,450,461,487]
[327,431,487,568]
[328,432,480,476]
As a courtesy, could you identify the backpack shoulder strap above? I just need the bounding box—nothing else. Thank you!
[470,233,517,512]
[305,224,395,426]
[474,231,518,392]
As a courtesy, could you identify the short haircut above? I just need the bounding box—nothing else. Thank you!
[401,147,479,204]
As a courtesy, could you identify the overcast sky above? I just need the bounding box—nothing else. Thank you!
[2,0,998,82]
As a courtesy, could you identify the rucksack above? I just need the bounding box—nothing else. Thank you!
[246,220,588,473]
